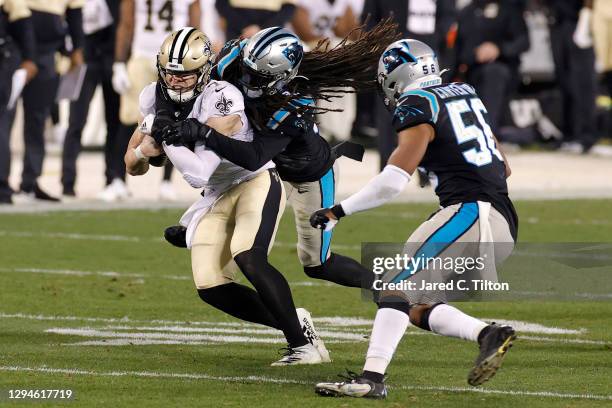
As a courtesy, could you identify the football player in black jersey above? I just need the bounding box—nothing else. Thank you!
[163,24,400,290]
[311,39,518,398]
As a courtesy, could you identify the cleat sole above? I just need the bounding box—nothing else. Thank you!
[468,333,517,386]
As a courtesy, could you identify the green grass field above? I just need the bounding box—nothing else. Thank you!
[1,199,611,407]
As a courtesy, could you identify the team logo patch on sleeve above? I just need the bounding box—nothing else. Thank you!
[215,93,233,115]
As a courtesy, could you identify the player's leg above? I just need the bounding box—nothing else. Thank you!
[295,165,374,288]
[403,203,516,386]
[231,170,322,365]
[62,62,101,196]
[191,192,280,329]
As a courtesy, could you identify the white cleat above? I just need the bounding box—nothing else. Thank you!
[296,308,331,363]
[159,181,178,201]
[270,343,322,366]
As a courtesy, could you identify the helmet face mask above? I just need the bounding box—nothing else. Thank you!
[157,27,213,103]
[377,39,442,109]
[238,27,303,98]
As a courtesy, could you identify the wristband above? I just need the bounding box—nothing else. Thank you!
[330,204,346,219]
[134,145,148,161]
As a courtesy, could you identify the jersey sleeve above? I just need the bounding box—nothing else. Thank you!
[138,83,157,118]
[392,91,440,132]
[207,82,245,117]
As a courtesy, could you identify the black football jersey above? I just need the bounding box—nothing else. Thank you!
[211,39,335,183]
[393,82,518,239]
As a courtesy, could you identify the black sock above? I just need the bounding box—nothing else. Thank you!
[304,253,375,289]
[198,283,281,329]
[362,370,385,383]
[235,248,307,348]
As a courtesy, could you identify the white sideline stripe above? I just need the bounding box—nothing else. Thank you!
[1,365,611,401]
[48,326,368,341]
[45,328,286,344]
[0,230,142,242]
[98,325,370,336]
[520,335,608,345]
[0,267,191,281]
[480,319,586,335]
[69,339,218,346]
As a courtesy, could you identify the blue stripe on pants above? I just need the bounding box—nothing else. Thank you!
[319,168,335,264]
[391,202,479,283]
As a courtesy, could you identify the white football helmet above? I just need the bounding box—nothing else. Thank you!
[377,39,442,108]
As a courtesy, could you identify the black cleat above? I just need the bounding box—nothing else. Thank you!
[315,371,387,399]
[164,225,187,248]
[468,323,516,386]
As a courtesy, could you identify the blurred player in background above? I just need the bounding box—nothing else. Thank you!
[215,0,296,39]
[0,0,37,204]
[291,0,362,144]
[107,0,200,201]
[312,39,518,398]
[127,27,329,366]
[163,23,400,291]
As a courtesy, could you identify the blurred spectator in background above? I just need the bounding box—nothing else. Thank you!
[201,0,225,53]
[546,0,597,153]
[456,0,529,135]
[592,0,612,138]
[292,0,362,143]
[4,0,84,202]
[216,0,296,39]
[291,0,359,46]
[110,0,200,202]
[61,0,120,199]
[0,0,37,204]
[361,0,456,169]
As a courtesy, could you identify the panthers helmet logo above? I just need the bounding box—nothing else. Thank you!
[382,47,417,74]
[282,42,304,68]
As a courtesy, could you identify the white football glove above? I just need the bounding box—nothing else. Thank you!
[112,62,131,95]
[573,7,593,49]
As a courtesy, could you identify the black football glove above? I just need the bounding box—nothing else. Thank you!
[310,204,346,231]
[163,118,211,146]
[150,111,174,146]
[164,225,187,248]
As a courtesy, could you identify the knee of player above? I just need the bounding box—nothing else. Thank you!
[409,303,444,331]
[234,247,269,274]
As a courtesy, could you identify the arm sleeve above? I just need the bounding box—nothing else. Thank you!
[205,127,292,171]
[340,165,411,215]
[65,7,84,50]
[500,7,529,60]
[163,143,221,189]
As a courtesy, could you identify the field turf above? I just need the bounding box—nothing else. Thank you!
[0,199,611,407]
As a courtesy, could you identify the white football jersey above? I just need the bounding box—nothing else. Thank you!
[138,80,274,196]
[132,0,195,59]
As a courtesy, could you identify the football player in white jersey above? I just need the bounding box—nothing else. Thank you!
[105,0,200,202]
[125,28,329,366]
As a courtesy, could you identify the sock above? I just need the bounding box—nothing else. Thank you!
[304,253,375,289]
[427,304,487,342]
[363,307,410,376]
[235,249,307,348]
[198,283,280,330]
[362,370,385,383]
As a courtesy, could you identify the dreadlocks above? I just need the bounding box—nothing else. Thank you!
[247,19,402,128]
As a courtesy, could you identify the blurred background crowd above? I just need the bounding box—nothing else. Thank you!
[0,0,611,204]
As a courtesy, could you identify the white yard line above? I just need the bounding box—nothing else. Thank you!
[0,365,610,401]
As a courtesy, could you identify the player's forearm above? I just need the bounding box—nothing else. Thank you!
[8,17,37,60]
[125,129,148,176]
[188,1,200,28]
[163,144,220,188]
[340,165,411,216]
[205,128,290,171]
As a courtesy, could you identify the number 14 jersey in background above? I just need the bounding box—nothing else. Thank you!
[393,82,518,239]
[132,0,195,59]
